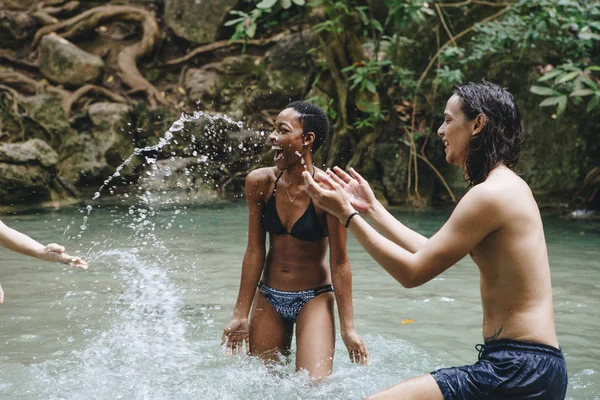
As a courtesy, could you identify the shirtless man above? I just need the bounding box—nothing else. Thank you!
[0,219,87,303]
[303,81,568,399]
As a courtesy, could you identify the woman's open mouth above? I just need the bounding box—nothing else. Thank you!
[272,146,283,161]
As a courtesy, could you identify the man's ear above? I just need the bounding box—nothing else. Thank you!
[472,114,486,136]
[303,131,316,146]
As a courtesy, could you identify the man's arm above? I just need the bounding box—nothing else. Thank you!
[347,186,500,287]
[304,169,501,288]
[367,200,428,253]
[326,167,427,252]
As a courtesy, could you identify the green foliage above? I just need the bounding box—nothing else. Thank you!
[463,0,599,64]
[531,64,600,116]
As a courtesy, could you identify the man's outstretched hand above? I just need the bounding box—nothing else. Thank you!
[303,169,356,224]
[326,167,376,214]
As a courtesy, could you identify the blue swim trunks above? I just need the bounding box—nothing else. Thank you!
[431,339,568,399]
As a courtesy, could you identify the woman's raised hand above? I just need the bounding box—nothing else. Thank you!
[326,167,376,214]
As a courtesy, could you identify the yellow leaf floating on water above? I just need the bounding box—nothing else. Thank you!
[401,319,416,325]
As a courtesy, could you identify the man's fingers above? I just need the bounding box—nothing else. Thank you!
[349,167,366,184]
[245,337,250,355]
[333,166,354,184]
[304,171,327,194]
[327,168,347,187]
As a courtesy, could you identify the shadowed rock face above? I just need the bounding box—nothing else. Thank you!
[0,139,58,205]
[164,0,239,43]
[38,34,105,87]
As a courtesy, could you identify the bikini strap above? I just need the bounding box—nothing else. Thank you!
[272,170,284,195]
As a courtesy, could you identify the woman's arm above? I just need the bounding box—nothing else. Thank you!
[231,172,267,319]
[327,213,369,365]
[222,171,267,354]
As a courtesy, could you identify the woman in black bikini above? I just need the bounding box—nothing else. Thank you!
[221,101,369,380]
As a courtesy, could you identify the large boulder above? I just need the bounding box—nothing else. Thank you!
[21,94,75,148]
[184,65,221,108]
[59,102,134,184]
[164,0,239,43]
[249,32,314,109]
[0,139,58,168]
[0,140,58,205]
[38,34,104,86]
[184,55,262,119]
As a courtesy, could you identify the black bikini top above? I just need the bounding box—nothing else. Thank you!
[262,171,328,242]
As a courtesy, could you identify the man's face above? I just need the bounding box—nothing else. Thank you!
[437,95,476,167]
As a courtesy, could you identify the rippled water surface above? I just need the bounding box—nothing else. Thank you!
[0,202,598,399]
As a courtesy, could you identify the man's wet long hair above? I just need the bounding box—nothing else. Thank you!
[287,101,329,152]
[454,81,524,187]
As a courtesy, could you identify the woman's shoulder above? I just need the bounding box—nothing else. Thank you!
[245,167,280,200]
[246,166,280,185]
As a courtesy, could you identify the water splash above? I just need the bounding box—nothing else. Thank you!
[295,151,307,170]
[79,111,246,236]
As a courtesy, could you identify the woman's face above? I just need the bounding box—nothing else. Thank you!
[269,107,307,170]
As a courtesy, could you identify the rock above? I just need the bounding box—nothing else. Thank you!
[0,163,53,204]
[185,55,262,119]
[58,102,134,184]
[38,34,104,86]
[184,66,221,107]
[0,139,58,168]
[164,0,239,43]
[249,32,314,109]
[139,157,221,206]
[21,94,75,149]
[0,9,39,47]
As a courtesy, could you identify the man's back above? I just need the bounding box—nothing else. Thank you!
[471,165,558,347]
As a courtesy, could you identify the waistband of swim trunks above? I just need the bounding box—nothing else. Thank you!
[258,281,332,296]
[482,338,563,359]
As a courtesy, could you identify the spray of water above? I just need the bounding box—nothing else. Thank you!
[79,111,245,236]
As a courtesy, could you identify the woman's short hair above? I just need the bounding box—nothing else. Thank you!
[287,101,329,152]
[454,81,524,187]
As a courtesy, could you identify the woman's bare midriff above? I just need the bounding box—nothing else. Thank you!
[261,234,330,291]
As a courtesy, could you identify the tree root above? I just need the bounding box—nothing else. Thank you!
[0,71,70,98]
[62,84,129,118]
[164,32,287,67]
[32,5,167,107]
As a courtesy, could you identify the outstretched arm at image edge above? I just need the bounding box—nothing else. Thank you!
[0,220,87,268]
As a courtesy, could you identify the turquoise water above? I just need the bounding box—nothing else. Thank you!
[0,201,598,399]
